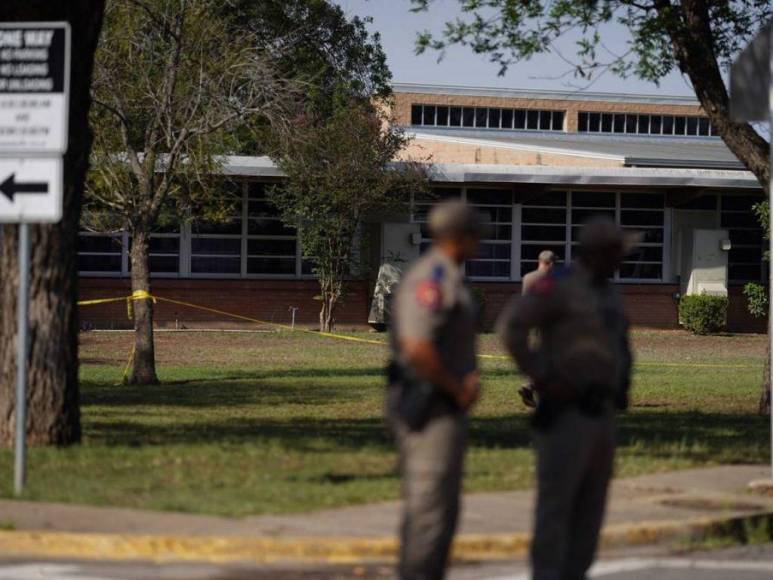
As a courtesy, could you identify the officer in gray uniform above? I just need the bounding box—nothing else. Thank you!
[497,216,635,580]
[388,200,483,580]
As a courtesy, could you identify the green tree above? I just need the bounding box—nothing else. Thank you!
[224,0,394,157]
[87,0,299,385]
[0,1,105,447]
[271,102,428,332]
[412,0,769,189]
[411,0,772,410]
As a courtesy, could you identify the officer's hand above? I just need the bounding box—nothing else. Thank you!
[456,371,481,412]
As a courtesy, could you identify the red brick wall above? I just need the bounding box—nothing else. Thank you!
[471,282,766,333]
[78,278,370,330]
[79,278,766,333]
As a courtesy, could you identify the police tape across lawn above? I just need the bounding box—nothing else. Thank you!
[77,291,756,370]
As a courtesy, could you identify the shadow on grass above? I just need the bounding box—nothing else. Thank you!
[82,397,768,467]
[81,372,383,409]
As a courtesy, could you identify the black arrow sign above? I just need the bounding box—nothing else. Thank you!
[0,173,48,202]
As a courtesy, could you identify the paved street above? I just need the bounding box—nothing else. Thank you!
[2,544,773,579]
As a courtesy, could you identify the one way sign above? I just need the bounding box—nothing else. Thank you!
[0,157,62,223]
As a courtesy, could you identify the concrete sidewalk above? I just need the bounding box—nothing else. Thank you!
[0,465,771,563]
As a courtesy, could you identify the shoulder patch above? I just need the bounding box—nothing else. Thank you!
[416,279,443,309]
[431,264,446,282]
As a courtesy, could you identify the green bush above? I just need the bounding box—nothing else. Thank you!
[743,282,768,319]
[679,293,728,335]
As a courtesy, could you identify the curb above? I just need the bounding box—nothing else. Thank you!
[0,512,770,565]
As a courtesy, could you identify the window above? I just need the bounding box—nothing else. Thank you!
[191,194,242,276]
[521,191,568,277]
[475,107,487,127]
[449,106,462,127]
[409,104,565,132]
[412,187,512,279]
[521,190,664,281]
[501,108,514,129]
[462,107,475,127]
[78,233,124,274]
[412,187,462,255]
[721,195,765,283]
[466,189,513,278]
[246,183,298,276]
[578,111,716,138]
[79,181,304,279]
[437,106,449,126]
[488,107,501,128]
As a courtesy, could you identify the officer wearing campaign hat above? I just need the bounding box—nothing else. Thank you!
[387,199,483,580]
[497,215,636,580]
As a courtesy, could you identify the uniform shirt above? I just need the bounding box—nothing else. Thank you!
[498,265,632,408]
[392,247,478,382]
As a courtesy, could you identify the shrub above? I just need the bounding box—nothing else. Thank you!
[743,282,768,319]
[679,293,728,335]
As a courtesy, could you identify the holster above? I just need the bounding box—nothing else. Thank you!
[533,383,611,431]
[386,360,454,432]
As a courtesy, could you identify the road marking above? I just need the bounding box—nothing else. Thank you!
[487,557,773,579]
[0,564,112,580]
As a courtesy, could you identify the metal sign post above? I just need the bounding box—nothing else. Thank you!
[0,22,70,496]
[14,224,29,495]
[730,18,773,483]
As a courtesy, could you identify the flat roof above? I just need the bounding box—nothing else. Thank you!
[410,128,744,170]
[392,83,701,107]
[220,156,761,190]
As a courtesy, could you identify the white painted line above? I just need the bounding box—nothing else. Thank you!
[486,557,773,579]
[0,564,112,580]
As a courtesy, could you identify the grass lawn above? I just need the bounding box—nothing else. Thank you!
[0,328,768,516]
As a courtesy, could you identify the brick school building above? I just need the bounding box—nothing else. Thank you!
[78,84,766,332]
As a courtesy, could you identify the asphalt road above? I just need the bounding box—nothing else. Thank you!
[2,544,773,579]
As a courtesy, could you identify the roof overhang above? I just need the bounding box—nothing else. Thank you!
[218,156,761,191]
[427,163,762,190]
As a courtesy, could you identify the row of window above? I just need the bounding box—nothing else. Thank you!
[521,190,665,280]
[409,103,718,138]
[411,189,765,283]
[78,183,307,278]
[77,184,764,284]
[578,112,717,137]
[411,104,565,131]
[413,188,666,281]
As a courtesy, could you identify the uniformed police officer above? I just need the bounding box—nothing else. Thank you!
[497,216,635,580]
[388,200,483,580]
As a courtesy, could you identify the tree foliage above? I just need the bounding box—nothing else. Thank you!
[411,0,770,188]
[87,0,300,384]
[271,102,428,332]
[222,0,393,153]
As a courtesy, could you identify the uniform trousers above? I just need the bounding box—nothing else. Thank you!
[394,408,468,580]
[531,407,616,580]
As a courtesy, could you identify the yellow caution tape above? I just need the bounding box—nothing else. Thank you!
[77,293,761,370]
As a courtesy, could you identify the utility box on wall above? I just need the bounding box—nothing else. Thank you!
[684,229,731,297]
[381,222,422,266]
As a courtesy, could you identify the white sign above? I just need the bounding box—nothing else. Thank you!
[0,22,70,153]
[0,157,62,223]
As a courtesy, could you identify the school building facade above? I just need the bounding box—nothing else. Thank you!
[78,84,767,332]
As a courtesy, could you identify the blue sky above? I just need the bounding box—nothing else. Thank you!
[333,0,697,97]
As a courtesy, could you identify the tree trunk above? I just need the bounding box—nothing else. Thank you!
[657,0,771,413]
[0,2,104,447]
[318,280,338,333]
[127,228,159,385]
